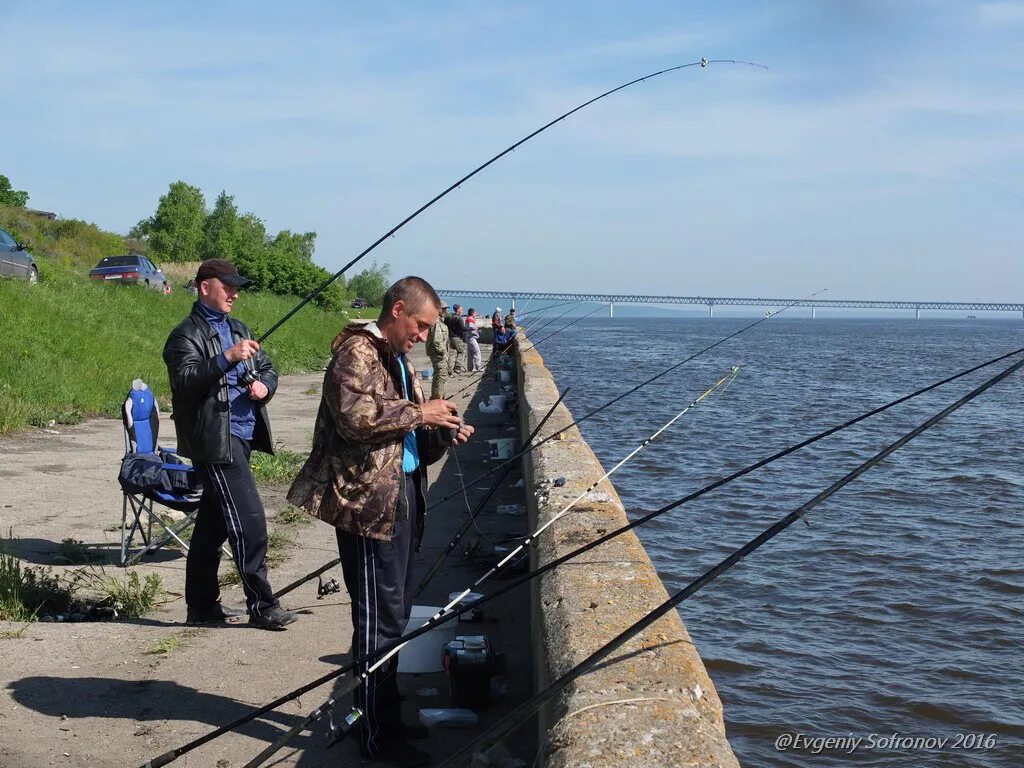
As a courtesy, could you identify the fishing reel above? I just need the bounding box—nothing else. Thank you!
[238,359,259,387]
[317,575,341,599]
[326,707,364,748]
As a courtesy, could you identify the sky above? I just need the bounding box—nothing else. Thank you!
[1,1,1022,303]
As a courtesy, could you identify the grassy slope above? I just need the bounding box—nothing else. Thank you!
[0,207,372,434]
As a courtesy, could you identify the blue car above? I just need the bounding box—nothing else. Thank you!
[89,254,166,290]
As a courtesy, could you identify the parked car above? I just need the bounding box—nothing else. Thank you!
[0,226,38,284]
[89,254,166,289]
[351,297,369,308]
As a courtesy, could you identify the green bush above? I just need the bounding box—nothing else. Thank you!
[91,571,163,619]
[1,534,80,620]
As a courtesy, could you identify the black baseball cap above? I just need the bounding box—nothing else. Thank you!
[195,259,251,288]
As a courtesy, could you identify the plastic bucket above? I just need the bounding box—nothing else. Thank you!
[421,368,433,380]
[398,605,459,673]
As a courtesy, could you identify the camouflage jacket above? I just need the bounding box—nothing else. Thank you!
[286,321,448,541]
[426,316,449,361]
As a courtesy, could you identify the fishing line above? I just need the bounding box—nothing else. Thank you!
[253,58,764,345]
[428,288,826,511]
[437,353,1024,767]
[137,345,1022,768]
[240,369,738,767]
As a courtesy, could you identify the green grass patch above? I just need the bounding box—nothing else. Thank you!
[1,622,31,639]
[145,629,195,657]
[1,532,79,620]
[277,505,312,526]
[54,538,103,565]
[251,448,307,485]
[0,263,349,435]
[90,571,163,619]
[266,529,294,567]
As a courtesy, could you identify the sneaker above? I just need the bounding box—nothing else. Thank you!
[359,738,431,767]
[248,606,297,630]
[186,603,244,625]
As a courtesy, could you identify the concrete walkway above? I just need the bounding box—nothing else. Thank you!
[0,343,533,767]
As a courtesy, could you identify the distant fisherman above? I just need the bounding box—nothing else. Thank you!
[426,300,451,399]
[163,259,296,630]
[288,276,473,766]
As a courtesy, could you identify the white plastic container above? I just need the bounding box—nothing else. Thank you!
[498,369,511,384]
[478,394,507,414]
[398,605,459,673]
[487,438,516,459]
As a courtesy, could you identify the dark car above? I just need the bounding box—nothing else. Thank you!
[89,254,166,289]
[0,226,38,284]
[351,297,369,308]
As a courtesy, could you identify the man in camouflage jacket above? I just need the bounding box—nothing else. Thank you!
[288,276,472,766]
[425,301,450,400]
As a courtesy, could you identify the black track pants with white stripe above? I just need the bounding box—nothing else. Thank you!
[187,435,279,617]
[337,472,421,754]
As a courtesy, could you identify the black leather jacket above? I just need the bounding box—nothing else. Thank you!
[163,302,278,463]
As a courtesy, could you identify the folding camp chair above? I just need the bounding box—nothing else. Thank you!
[118,379,227,566]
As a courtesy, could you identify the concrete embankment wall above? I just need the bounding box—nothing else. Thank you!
[515,337,740,768]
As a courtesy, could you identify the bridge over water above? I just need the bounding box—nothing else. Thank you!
[438,290,1024,319]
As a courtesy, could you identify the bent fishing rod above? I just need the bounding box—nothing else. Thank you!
[428,288,825,511]
[253,58,764,345]
[240,368,739,768]
[438,351,1024,767]
[136,345,1023,768]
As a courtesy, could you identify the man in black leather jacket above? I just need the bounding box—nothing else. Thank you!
[163,259,295,630]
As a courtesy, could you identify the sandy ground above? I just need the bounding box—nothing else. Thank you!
[0,343,533,768]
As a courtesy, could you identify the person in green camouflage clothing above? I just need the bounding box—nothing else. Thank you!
[426,301,450,399]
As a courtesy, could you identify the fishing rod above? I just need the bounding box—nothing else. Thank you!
[438,352,1024,767]
[137,345,1022,768]
[414,388,571,598]
[253,58,763,344]
[240,369,738,767]
[427,288,825,511]
[519,300,583,338]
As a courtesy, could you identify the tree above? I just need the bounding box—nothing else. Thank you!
[129,217,153,239]
[348,262,391,306]
[201,191,241,262]
[0,174,29,207]
[233,213,271,289]
[148,181,207,263]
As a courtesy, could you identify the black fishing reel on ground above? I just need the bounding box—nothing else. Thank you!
[317,575,341,599]
[326,707,364,748]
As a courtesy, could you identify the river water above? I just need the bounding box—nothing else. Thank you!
[533,317,1023,768]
